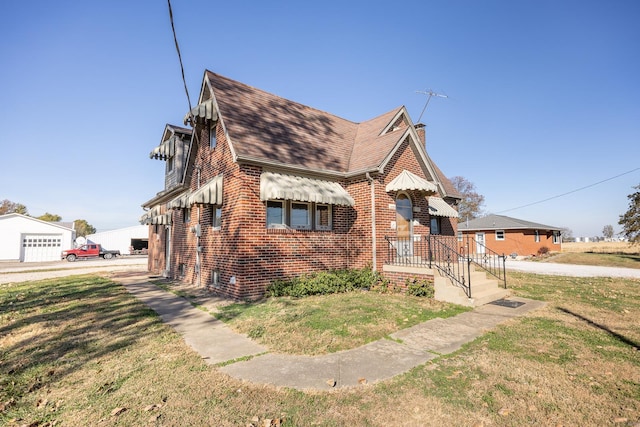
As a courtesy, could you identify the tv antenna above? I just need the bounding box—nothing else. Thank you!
[415,90,448,123]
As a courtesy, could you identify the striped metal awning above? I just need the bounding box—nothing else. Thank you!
[168,192,191,210]
[189,174,223,206]
[386,170,437,194]
[149,136,175,160]
[183,99,218,125]
[428,197,459,218]
[140,206,172,225]
[260,172,354,206]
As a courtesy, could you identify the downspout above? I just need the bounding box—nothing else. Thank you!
[366,172,376,270]
[196,167,201,287]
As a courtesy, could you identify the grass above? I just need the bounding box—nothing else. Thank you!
[1,271,639,426]
[215,293,469,355]
[546,251,640,269]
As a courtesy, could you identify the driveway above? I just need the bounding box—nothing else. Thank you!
[505,259,640,279]
[0,256,148,284]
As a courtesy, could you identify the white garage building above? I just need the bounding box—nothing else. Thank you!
[0,213,76,262]
[87,225,148,255]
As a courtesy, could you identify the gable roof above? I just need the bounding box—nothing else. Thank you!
[182,71,460,199]
[458,214,561,232]
[0,213,75,232]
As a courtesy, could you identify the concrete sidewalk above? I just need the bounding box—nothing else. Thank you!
[116,273,545,391]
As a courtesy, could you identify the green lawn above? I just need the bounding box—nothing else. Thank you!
[1,272,639,426]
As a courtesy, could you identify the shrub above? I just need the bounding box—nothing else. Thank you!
[266,267,386,297]
[405,277,435,298]
[537,246,550,256]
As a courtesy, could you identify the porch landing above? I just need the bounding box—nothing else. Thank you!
[383,264,510,307]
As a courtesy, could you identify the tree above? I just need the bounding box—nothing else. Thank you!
[602,224,614,239]
[619,184,640,245]
[0,199,29,215]
[561,227,574,242]
[74,219,96,237]
[37,212,62,222]
[450,176,485,221]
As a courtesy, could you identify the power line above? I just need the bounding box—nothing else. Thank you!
[167,0,193,113]
[496,167,640,214]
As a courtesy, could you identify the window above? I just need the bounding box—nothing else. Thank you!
[211,205,222,229]
[178,263,186,277]
[267,201,285,228]
[430,217,441,235]
[210,124,217,149]
[183,207,191,223]
[534,230,540,242]
[495,230,505,241]
[553,231,561,244]
[457,231,463,242]
[315,204,331,230]
[291,202,311,230]
[167,156,174,172]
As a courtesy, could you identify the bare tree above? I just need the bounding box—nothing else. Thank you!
[450,176,485,221]
[602,224,614,239]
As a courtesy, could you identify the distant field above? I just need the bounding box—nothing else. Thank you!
[563,241,638,254]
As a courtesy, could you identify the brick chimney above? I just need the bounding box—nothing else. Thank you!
[415,123,426,146]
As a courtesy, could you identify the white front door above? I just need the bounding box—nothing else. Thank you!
[475,232,486,255]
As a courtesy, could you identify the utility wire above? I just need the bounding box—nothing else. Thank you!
[167,0,193,114]
[496,167,640,214]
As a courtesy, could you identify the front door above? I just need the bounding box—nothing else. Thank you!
[396,193,413,256]
[475,232,486,255]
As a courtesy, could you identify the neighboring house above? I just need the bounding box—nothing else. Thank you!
[87,225,149,255]
[0,213,75,262]
[142,70,461,299]
[457,214,562,257]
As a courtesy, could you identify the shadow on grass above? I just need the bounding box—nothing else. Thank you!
[0,275,161,402]
[558,307,640,351]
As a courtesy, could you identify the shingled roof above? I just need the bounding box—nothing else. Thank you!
[458,214,562,231]
[199,71,459,199]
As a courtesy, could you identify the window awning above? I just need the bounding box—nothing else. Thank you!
[183,99,218,125]
[428,197,459,218]
[189,174,223,206]
[149,136,175,160]
[140,206,172,225]
[150,213,172,225]
[386,170,437,194]
[260,172,355,206]
[168,192,191,209]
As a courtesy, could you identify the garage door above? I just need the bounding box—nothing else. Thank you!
[22,235,63,262]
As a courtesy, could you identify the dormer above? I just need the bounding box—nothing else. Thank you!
[150,124,192,191]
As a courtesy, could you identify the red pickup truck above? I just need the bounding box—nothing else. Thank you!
[61,244,121,262]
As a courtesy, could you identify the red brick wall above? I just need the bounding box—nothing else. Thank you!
[150,121,458,299]
[460,229,561,257]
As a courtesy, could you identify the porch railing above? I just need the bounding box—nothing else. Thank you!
[458,236,507,288]
[384,235,472,298]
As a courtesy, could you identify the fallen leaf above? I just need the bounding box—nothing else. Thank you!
[326,379,336,387]
[358,378,367,385]
[614,418,628,423]
[498,407,510,416]
[110,407,127,417]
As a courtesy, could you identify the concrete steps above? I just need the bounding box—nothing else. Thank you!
[434,265,510,307]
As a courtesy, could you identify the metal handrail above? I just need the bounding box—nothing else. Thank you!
[384,235,472,297]
[459,236,507,288]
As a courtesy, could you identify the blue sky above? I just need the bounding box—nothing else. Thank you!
[1,0,638,237]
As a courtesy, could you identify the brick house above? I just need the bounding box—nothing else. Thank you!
[142,71,462,299]
[457,214,562,258]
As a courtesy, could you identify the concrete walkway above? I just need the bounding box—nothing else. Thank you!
[116,273,545,391]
